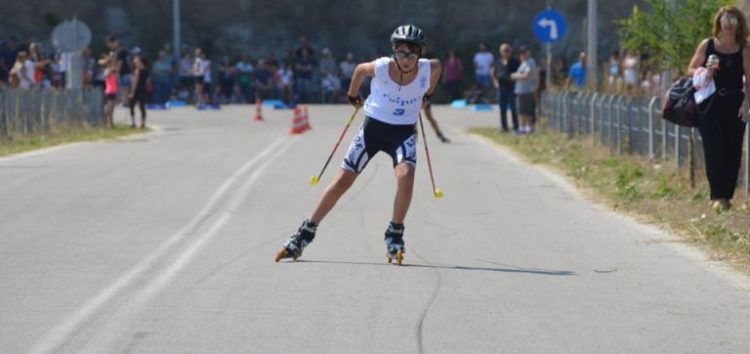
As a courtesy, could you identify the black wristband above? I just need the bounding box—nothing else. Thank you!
[348,95,363,105]
[422,94,432,103]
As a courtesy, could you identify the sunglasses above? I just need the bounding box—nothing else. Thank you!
[721,15,739,27]
[394,50,419,60]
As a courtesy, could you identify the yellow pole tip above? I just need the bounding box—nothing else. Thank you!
[434,188,444,199]
[309,175,319,186]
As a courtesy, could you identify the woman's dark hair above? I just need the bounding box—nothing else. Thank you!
[713,6,748,46]
[392,41,423,54]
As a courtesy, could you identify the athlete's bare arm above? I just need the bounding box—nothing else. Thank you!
[347,60,377,97]
[426,59,442,96]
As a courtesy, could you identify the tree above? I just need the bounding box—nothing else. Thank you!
[616,0,734,75]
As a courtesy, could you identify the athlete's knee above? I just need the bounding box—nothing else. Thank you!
[395,164,415,183]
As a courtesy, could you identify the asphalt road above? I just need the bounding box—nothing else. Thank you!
[1,104,749,354]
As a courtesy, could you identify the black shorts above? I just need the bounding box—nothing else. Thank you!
[105,93,117,101]
[518,93,535,116]
[342,117,417,173]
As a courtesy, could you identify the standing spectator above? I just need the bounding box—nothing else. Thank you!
[129,55,150,128]
[622,50,638,94]
[10,50,34,89]
[443,49,463,101]
[92,54,106,88]
[277,61,294,105]
[217,56,235,103]
[265,52,281,99]
[319,48,336,75]
[294,36,316,60]
[162,43,174,66]
[491,43,520,132]
[151,50,173,104]
[606,50,622,93]
[50,53,65,88]
[551,56,567,88]
[235,54,254,103]
[192,48,212,106]
[178,49,194,102]
[566,51,587,90]
[294,47,316,103]
[639,59,655,96]
[58,51,70,87]
[28,42,51,88]
[319,48,337,101]
[687,6,750,212]
[82,48,95,88]
[0,37,19,83]
[102,54,118,128]
[511,45,538,134]
[106,36,132,104]
[473,42,494,96]
[254,60,273,101]
[339,52,356,92]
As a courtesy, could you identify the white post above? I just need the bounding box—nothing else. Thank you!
[173,0,181,67]
[587,0,598,91]
[745,125,749,196]
[663,0,678,93]
[66,51,83,89]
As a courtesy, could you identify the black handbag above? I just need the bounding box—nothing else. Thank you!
[662,76,700,127]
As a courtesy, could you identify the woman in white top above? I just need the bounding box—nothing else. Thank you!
[275,24,442,265]
[622,51,639,93]
[192,48,212,106]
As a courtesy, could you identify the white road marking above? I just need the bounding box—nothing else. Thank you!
[29,135,293,354]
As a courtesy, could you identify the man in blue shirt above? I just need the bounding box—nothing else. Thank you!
[567,52,587,90]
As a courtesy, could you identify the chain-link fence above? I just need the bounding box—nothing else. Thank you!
[541,91,750,197]
[0,87,103,137]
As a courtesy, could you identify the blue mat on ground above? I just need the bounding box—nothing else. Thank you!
[273,102,297,109]
[197,103,221,110]
[262,99,284,107]
[146,104,169,110]
[166,100,187,108]
[471,104,493,112]
[450,99,467,108]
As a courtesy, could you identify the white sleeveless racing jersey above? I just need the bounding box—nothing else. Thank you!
[364,57,431,125]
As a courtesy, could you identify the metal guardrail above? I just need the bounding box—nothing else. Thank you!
[541,91,749,197]
[0,87,103,137]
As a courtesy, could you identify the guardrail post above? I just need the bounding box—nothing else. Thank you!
[647,97,657,160]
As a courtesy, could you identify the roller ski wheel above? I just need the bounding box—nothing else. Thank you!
[384,222,405,266]
[386,249,404,266]
[274,219,317,263]
[274,247,298,262]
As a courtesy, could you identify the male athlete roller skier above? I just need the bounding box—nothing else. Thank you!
[274,24,441,265]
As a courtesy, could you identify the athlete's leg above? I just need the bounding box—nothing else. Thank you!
[392,162,415,223]
[309,168,358,223]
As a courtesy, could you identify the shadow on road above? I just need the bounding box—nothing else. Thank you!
[291,259,577,276]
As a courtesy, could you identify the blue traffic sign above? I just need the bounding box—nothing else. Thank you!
[533,9,567,43]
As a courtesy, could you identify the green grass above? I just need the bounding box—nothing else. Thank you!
[470,122,750,271]
[0,124,149,157]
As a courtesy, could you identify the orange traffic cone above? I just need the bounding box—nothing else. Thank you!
[254,98,264,122]
[288,107,306,135]
[302,106,312,131]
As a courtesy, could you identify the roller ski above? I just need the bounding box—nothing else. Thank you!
[274,220,317,262]
[385,222,405,266]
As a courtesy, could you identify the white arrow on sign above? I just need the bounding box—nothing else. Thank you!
[538,18,558,40]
